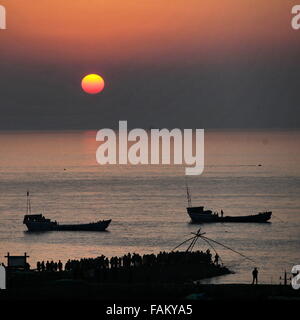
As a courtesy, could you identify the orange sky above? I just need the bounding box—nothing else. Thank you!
[0,0,299,64]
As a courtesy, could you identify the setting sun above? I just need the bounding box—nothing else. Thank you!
[81,74,105,94]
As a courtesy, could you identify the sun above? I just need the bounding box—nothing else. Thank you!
[81,74,105,94]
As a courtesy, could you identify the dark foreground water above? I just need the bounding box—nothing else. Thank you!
[0,130,299,284]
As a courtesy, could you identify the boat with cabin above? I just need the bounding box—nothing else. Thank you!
[185,184,272,223]
[23,192,111,232]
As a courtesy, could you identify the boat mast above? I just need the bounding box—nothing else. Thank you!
[185,180,192,207]
[26,191,31,215]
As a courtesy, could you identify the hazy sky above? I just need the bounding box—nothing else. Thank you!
[0,0,299,129]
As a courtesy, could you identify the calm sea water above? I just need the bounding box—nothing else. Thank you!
[0,130,299,284]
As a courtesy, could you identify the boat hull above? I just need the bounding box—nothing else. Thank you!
[25,219,111,232]
[187,209,272,223]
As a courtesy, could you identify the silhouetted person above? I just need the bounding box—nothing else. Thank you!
[252,267,258,284]
[58,260,63,272]
[221,210,224,218]
[214,253,219,265]
[37,261,41,272]
[206,249,212,263]
[65,259,70,271]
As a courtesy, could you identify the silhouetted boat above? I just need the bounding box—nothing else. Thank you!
[185,184,272,223]
[187,207,272,223]
[23,192,111,232]
[23,214,111,231]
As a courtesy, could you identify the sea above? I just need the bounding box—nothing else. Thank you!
[0,130,299,284]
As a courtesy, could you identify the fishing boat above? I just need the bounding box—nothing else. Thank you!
[23,192,111,232]
[185,185,272,223]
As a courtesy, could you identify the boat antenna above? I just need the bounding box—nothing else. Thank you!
[185,178,192,207]
[26,190,31,215]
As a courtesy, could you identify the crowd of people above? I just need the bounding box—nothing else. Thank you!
[36,249,220,273]
[36,260,63,272]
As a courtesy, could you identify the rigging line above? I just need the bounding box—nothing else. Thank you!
[188,235,199,253]
[191,231,206,237]
[190,229,203,252]
[185,237,195,252]
[200,236,224,266]
[186,233,199,252]
[272,214,285,223]
[187,229,205,252]
[192,233,201,251]
[186,229,200,253]
[201,235,255,263]
[171,235,196,252]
